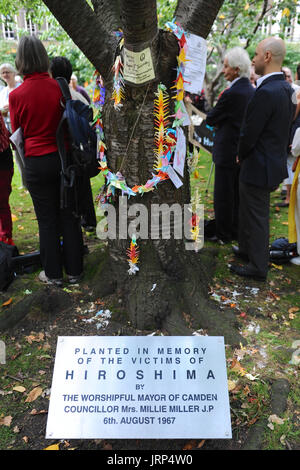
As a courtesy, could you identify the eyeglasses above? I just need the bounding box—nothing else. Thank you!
[1,71,13,75]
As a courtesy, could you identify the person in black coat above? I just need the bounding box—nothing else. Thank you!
[206,47,255,243]
[230,37,296,281]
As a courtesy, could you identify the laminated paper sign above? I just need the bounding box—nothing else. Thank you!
[46,336,232,439]
[173,127,186,177]
[123,47,155,85]
[184,33,207,95]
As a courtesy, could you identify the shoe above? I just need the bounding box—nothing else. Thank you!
[276,202,289,207]
[67,273,82,284]
[82,226,96,234]
[232,245,249,261]
[206,235,231,245]
[290,256,300,265]
[229,264,266,281]
[38,270,63,287]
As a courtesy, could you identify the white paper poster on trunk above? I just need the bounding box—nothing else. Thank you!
[184,33,207,95]
[173,127,186,177]
[46,336,232,440]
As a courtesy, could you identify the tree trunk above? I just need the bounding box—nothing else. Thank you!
[42,0,243,345]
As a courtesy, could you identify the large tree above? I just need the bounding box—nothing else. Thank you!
[0,0,245,344]
[38,0,246,343]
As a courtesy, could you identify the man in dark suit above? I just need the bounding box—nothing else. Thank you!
[206,47,255,243]
[230,37,296,281]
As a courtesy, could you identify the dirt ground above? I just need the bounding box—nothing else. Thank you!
[1,237,299,453]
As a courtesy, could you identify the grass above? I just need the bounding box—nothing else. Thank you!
[9,162,105,254]
[0,150,299,450]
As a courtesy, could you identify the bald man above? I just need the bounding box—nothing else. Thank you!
[230,37,296,281]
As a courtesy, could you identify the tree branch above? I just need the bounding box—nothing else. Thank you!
[244,0,271,49]
[91,0,121,32]
[175,0,225,39]
[42,0,115,81]
[119,0,158,46]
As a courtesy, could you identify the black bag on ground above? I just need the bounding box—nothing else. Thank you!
[11,251,42,275]
[204,219,216,239]
[269,237,298,264]
[0,242,19,291]
[55,77,99,217]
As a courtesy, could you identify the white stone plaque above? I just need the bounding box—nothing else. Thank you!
[46,336,232,439]
[0,340,5,364]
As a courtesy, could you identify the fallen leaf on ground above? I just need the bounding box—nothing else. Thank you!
[102,442,113,450]
[44,443,60,450]
[271,264,283,270]
[288,307,299,314]
[13,386,26,393]
[30,409,47,415]
[25,386,43,403]
[280,435,286,446]
[245,373,259,381]
[183,440,197,450]
[228,379,238,391]
[2,298,12,307]
[0,415,12,426]
[25,332,44,344]
[268,414,285,425]
[197,440,206,448]
[230,359,246,376]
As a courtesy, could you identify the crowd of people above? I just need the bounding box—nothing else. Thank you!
[0,34,299,287]
[203,37,300,281]
[0,35,96,287]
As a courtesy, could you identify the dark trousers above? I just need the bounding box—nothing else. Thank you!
[0,168,13,240]
[214,164,240,241]
[81,179,97,228]
[238,181,271,276]
[25,152,83,279]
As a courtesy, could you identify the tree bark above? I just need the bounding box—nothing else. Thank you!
[175,0,225,38]
[120,0,158,45]
[43,0,115,80]
[91,0,121,32]
[41,0,243,345]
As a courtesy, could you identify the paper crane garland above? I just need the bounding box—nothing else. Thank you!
[91,21,201,274]
[127,235,140,275]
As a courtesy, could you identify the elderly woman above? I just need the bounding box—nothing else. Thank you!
[0,63,21,132]
[206,47,255,243]
[9,35,83,286]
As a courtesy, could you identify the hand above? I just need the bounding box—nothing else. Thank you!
[236,155,240,164]
[1,104,9,116]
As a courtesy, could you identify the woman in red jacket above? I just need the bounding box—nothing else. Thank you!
[9,35,83,286]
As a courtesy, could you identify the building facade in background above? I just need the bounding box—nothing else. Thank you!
[261,3,300,43]
[1,8,48,41]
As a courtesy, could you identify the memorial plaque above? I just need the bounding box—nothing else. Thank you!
[46,336,232,439]
[123,47,155,86]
